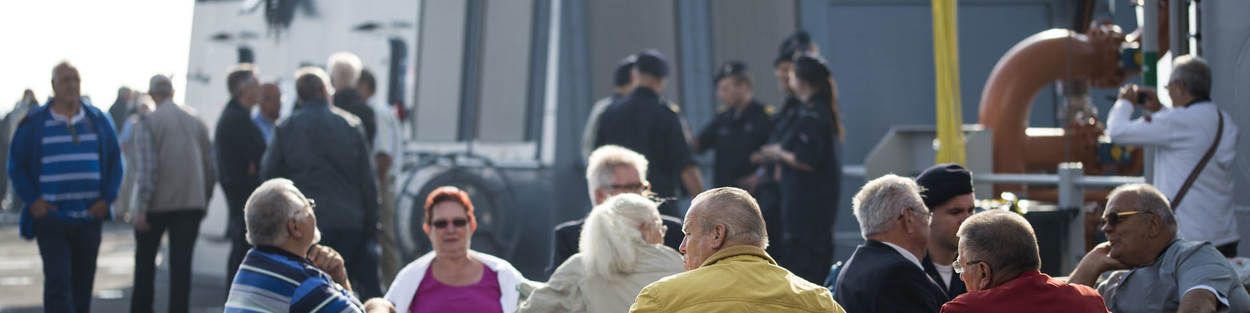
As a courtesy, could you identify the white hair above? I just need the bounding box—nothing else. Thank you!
[244,178,312,246]
[689,187,768,248]
[853,174,926,237]
[1170,55,1212,99]
[579,193,662,280]
[327,52,363,89]
[585,145,648,202]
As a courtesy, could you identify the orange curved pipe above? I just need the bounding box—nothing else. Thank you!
[978,26,1131,182]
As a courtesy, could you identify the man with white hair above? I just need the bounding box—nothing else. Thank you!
[546,145,683,276]
[225,178,395,313]
[327,52,376,143]
[129,74,217,313]
[630,187,844,312]
[261,67,382,299]
[1107,55,1240,257]
[832,174,945,313]
[1068,183,1250,313]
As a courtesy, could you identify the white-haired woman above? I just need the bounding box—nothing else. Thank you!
[518,193,683,313]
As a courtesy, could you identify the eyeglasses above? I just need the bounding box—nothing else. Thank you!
[1099,210,1150,228]
[907,207,934,218]
[952,255,986,274]
[607,182,649,193]
[431,218,469,229]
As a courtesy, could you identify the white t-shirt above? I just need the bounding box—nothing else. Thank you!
[933,262,954,286]
[367,96,403,183]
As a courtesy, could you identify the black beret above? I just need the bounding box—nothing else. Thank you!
[635,49,669,78]
[714,61,747,84]
[916,163,974,209]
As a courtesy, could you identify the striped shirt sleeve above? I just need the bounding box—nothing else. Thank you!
[291,275,364,313]
[132,117,157,214]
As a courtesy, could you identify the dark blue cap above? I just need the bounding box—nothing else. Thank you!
[775,30,812,66]
[634,49,669,78]
[614,55,636,87]
[714,61,748,84]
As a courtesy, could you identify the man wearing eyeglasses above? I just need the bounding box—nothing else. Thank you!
[1106,55,1240,258]
[8,62,124,313]
[832,174,946,313]
[1068,183,1250,313]
[226,178,395,313]
[545,145,684,276]
[941,210,1108,313]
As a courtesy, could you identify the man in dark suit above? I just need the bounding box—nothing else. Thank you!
[546,145,683,277]
[833,174,946,313]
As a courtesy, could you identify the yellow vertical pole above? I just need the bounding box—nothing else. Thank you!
[933,0,966,166]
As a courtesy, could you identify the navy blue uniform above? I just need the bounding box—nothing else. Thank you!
[595,86,695,216]
[695,100,774,189]
[773,91,842,284]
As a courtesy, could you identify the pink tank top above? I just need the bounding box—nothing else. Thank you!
[409,264,503,313]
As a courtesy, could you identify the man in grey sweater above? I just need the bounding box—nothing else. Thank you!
[130,74,217,313]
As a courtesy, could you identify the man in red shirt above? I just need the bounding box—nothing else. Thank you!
[941,210,1109,313]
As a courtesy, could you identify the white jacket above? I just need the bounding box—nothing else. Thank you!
[517,244,683,313]
[1107,99,1240,245]
[385,250,528,313]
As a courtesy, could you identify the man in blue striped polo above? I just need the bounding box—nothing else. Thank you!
[226,178,395,313]
[8,61,125,313]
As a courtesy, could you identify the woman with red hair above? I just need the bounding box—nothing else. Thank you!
[384,186,528,313]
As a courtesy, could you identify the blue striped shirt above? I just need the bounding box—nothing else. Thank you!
[39,112,102,220]
[226,246,364,313]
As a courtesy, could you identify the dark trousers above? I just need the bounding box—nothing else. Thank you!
[35,217,102,313]
[319,230,382,299]
[131,210,203,313]
[225,218,250,289]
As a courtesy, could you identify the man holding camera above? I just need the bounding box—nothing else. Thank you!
[1105,55,1240,257]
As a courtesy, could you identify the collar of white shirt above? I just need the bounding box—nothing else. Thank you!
[880,241,925,271]
[50,106,86,125]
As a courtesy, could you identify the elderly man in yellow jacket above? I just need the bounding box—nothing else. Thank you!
[629,187,845,312]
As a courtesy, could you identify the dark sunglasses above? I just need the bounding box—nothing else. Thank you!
[1099,210,1150,228]
[431,218,468,229]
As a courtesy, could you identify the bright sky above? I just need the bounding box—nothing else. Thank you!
[0,0,194,113]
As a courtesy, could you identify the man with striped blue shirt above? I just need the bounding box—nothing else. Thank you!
[226,178,395,313]
[8,61,124,313]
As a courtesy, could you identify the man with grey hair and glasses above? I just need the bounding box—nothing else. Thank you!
[1107,55,1240,257]
[1069,183,1250,313]
[226,178,394,313]
[832,174,945,313]
[546,145,683,276]
[941,210,1108,313]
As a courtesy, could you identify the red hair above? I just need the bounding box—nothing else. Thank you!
[423,186,478,232]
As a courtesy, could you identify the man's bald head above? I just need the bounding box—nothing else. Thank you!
[688,187,768,248]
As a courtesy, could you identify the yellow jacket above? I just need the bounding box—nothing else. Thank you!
[629,245,846,313]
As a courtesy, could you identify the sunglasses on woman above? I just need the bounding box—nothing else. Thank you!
[431,218,468,229]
